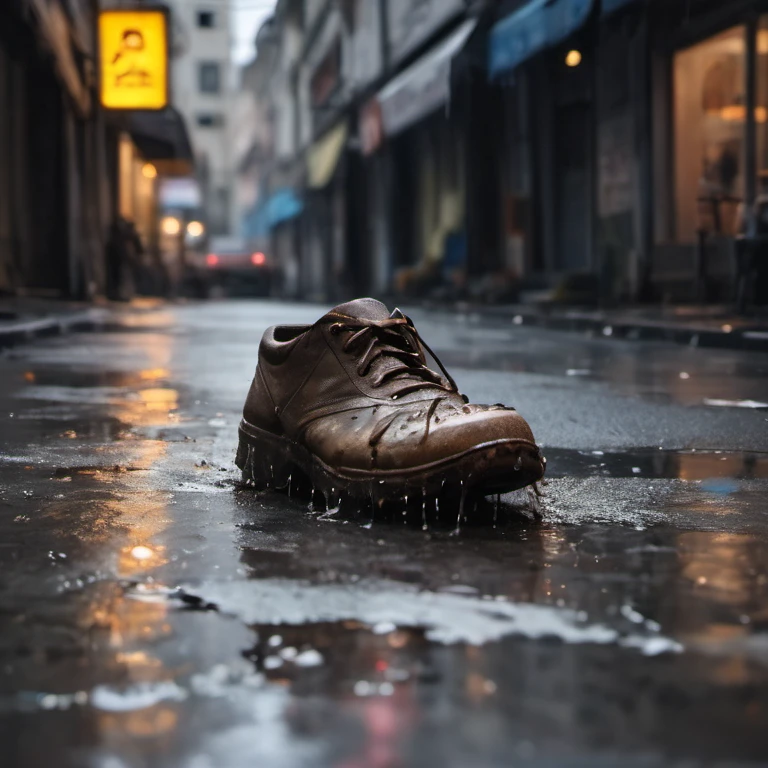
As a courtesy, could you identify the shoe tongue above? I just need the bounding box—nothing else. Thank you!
[325,297,391,322]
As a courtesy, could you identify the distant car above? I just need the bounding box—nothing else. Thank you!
[187,237,273,297]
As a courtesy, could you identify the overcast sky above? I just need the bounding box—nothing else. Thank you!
[232,0,278,66]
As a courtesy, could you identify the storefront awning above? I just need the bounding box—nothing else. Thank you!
[378,18,477,138]
[489,0,595,78]
[127,107,195,176]
[244,188,303,239]
[307,122,348,189]
[489,0,549,79]
[548,0,594,46]
[267,189,303,226]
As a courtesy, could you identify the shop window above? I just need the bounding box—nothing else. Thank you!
[197,11,216,28]
[197,113,224,127]
[198,62,221,94]
[755,20,768,194]
[674,26,746,241]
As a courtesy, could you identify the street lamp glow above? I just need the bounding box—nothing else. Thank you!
[130,545,154,561]
[161,216,181,236]
[142,163,157,179]
[187,220,205,238]
[565,49,582,67]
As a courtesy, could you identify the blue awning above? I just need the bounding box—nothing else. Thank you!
[242,188,303,239]
[266,189,303,226]
[489,0,548,79]
[489,0,596,78]
[548,0,594,46]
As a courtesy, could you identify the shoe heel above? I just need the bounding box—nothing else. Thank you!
[237,431,273,490]
[237,426,303,492]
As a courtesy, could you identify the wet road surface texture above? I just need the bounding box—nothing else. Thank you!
[1,300,767,768]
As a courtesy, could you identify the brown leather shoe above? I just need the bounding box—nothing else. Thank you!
[236,299,545,509]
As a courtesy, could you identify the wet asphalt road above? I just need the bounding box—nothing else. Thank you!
[1,299,768,768]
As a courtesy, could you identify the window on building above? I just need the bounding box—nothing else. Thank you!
[198,62,221,94]
[196,113,225,128]
[310,41,341,107]
[197,11,216,28]
[339,0,359,30]
[674,26,746,241]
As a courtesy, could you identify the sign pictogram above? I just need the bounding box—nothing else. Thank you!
[99,8,169,110]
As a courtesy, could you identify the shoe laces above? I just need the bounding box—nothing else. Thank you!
[329,316,460,398]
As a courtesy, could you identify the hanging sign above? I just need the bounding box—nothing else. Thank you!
[99,8,169,110]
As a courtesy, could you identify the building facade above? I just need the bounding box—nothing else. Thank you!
[0,0,105,298]
[238,0,768,306]
[165,0,237,236]
[487,0,768,303]
[0,0,195,301]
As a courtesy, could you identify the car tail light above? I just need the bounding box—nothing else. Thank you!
[206,254,219,267]
[251,252,266,266]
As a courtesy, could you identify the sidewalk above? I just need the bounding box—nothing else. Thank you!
[0,297,110,349]
[421,301,768,352]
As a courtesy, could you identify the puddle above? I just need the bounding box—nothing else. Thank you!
[16,368,172,389]
[544,448,768,480]
[53,465,147,478]
[187,578,681,654]
[703,398,768,409]
[3,415,132,441]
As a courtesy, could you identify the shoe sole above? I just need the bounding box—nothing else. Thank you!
[236,419,545,506]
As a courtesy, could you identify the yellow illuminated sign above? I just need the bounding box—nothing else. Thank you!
[99,9,169,110]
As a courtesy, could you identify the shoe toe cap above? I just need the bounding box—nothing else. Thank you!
[377,405,537,471]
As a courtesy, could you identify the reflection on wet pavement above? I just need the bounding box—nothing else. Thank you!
[1,301,767,767]
[545,447,768,479]
[431,318,768,409]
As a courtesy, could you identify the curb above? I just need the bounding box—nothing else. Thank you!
[420,302,768,353]
[0,308,110,349]
[509,311,768,353]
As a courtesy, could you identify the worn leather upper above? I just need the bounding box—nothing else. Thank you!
[243,298,536,472]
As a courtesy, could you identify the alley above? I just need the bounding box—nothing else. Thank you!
[1,299,768,768]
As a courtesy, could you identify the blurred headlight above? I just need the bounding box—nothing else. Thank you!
[187,220,205,238]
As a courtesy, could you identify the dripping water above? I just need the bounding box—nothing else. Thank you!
[454,481,466,534]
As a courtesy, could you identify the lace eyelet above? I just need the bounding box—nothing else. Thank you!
[329,323,343,336]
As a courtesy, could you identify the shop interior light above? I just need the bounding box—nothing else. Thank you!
[206,253,219,267]
[718,105,768,123]
[142,163,157,179]
[251,252,266,266]
[565,49,582,67]
[186,220,205,238]
[161,216,181,236]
